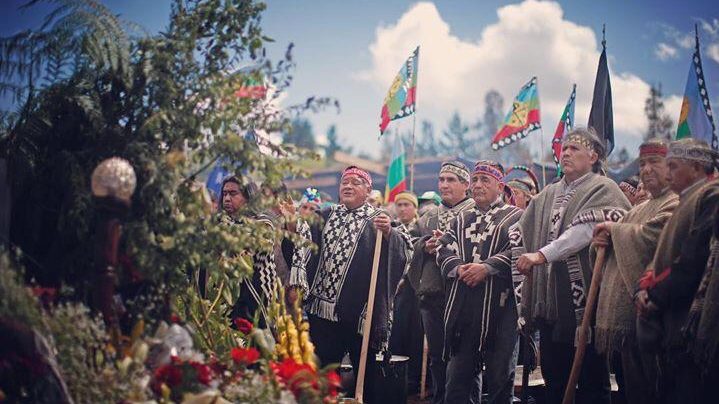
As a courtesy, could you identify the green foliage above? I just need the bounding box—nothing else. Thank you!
[0,252,144,402]
[0,0,336,315]
[283,118,317,150]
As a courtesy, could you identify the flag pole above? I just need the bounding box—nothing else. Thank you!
[410,112,417,192]
[410,46,419,192]
[539,126,548,188]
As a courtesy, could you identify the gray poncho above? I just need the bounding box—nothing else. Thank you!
[517,172,630,343]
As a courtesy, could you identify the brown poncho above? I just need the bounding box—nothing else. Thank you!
[594,188,678,354]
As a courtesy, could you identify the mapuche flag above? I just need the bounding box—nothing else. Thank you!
[588,44,614,156]
[379,47,419,135]
[386,133,407,202]
[676,27,717,149]
[234,66,267,99]
[552,84,576,175]
[492,77,541,150]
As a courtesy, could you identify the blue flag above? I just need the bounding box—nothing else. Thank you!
[676,27,717,149]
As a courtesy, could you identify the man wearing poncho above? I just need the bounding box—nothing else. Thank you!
[515,128,630,404]
[219,176,280,326]
[406,161,475,404]
[289,166,412,402]
[635,139,719,402]
[591,139,678,404]
[436,160,523,403]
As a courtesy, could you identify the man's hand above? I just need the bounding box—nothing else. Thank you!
[373,213,392,237]
[424,230,445,254]
[457,263,489,287]
[516,252,546,275]
[592,222,613,248]
[634,290,658,318]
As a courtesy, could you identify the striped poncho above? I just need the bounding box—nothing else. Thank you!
[436,200,523,358]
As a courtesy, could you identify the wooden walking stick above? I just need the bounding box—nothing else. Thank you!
[420,334,429,399]
[520,270,534,404]
[355,231,384,403]
[561,247,607,404]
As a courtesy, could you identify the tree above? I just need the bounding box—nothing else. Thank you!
[0,0,334,334]
[415,120,441,157]
[644,83,674,141]
[283,118,316,150]
[442,111,474,157]
[324,124,350,160]
[483,90,504,141]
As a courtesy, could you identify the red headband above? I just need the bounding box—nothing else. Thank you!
[342,167,372,187]
[473,163,504,183]
[639,144,668,157]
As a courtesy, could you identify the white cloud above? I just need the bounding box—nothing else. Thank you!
[655,42,679,61]
[357,0,664,151]
[707,43,719,64]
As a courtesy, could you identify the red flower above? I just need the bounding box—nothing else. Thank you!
[270,358,319,396]
[233,317,254,334]
[231,347,260,366]
[154,364,183,389]
[170,313,181,323]
[189,361,212,384]
[325,370,341,397]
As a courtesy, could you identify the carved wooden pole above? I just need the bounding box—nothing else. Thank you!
[91,158,136,347]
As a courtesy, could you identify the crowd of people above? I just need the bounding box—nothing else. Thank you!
[216,127,719,403]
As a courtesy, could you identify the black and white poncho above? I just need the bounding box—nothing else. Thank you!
[290,203,413,350]
[436,200,523,359]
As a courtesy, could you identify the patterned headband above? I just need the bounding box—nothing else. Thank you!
[667,143,715,165]
[639,143,668,157]
[440,162,471,183]
[564,133,599,154]
[473,161,504,182]
[342,166,372,187]
[507,179,531,193]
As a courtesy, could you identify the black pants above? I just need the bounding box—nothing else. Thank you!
[539,323,611,404]
[308,314,378,402]
[420,295,447,404]
[619,342,659,404]
[389,283,424,394]
[658,349,715,404]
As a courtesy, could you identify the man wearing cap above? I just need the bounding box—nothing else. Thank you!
[437,160,523,403]
[591,139,678,404]
[417,192,439,217]
[394,191,420,236]
[391,191,424,393]
[635,138,719,402]
[515,127,630,403]
[289,166,412,401]
[406,161,475,404]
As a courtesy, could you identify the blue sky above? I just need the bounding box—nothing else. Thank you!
[2,0,719,159]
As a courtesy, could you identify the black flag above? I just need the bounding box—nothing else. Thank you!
[588,43,614,157]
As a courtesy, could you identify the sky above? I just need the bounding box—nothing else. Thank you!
[2,0,719,160]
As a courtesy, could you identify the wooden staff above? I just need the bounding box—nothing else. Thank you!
[561,247,606,404]
[520,269,534,404]
[420,334,429,399]
[355,231,384,403]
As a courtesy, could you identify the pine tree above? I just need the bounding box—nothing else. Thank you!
[442,111,474,157]
[283,118,317,150]
[415,120,440,157]
[644,83,674,141]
